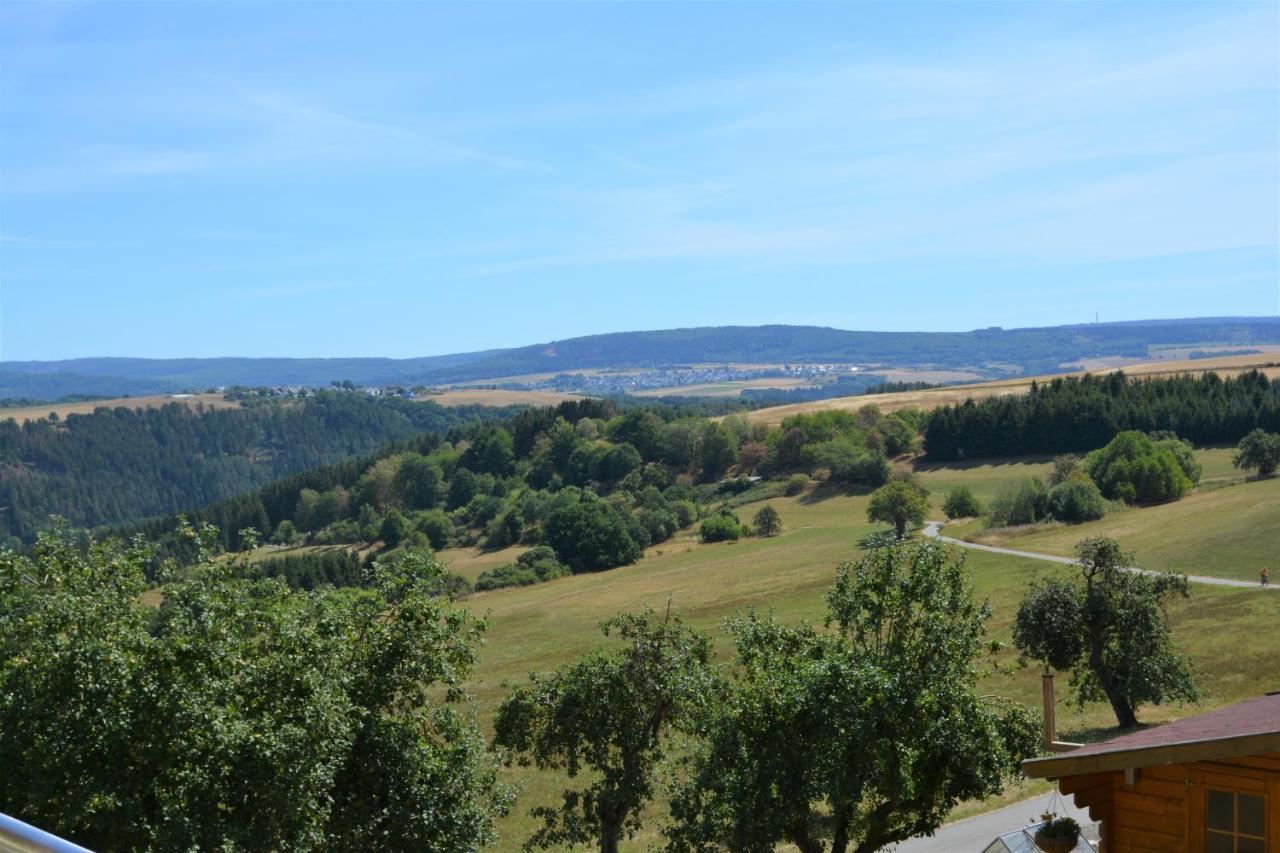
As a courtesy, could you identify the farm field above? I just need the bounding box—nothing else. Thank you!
[0,393,236,424]
[458,446,1278,850]
[740,351,1280,427]
[630,376,817,397]
[419,388,585,407]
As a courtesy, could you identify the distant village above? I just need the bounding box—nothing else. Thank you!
[509,363,859,395]
[201,364,863,401]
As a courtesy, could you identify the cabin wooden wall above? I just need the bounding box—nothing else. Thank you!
[1058,753,1280,853]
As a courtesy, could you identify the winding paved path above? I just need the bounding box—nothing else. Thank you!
[922,522,1276,590]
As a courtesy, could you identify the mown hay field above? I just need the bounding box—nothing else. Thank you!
[0,393,237,424]
[740,352,1280,428]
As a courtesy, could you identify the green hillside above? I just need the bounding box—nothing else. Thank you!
[454,454,1280,849]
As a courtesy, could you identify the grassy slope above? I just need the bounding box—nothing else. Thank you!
[960,477,1278,582]
[934,449,1278,582]
[465,449,1280,850]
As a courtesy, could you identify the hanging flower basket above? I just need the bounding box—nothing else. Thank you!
[1034,816,1080,852]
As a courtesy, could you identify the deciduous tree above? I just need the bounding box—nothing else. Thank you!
[0,521,509,850]
[1233,428,1280,476]
[494,610,721,853]
[866,480,929,539]
[753,504,782,537]
[667,542,1038,853]
[1013,537,1198,728]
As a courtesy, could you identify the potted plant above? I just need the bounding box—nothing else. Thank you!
[1034,816,1080,852]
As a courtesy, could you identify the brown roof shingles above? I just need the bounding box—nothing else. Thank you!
[1066,693,1280,759]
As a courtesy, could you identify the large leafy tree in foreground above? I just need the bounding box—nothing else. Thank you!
[666,541,1039,853]
[493,610,722,853]
[1013,537,1198,729]
[0,521,509,851]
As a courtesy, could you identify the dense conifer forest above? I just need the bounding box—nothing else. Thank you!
[0,392,513,545]
[923,370,1280,460]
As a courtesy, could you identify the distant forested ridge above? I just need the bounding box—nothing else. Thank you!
[0,392,511,544]
[6,316,1277,399]
[924,370,1280,460]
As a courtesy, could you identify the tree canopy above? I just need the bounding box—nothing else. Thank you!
[0,521,510,850]
[667,541,1039,853]
[1083,431,1197,504]
[866,479,930,539]
[1013,537,1199,728]
[1233,428,1280,476]
[494,610,721,853]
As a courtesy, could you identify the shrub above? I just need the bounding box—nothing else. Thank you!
[474,549,568,592]
[700,510,746,543]
[1084,431,1192,504]
[987,478,1049,527]
[272,519,301,545]
[637,508,678,544]
[484,510,523,550]
[942,486,983,519]
[1047,455,1080,487]
[801,439,890,485]
[1046,479,1106,523]
[544,500,642,572]
[659,500,691,529]
[415,508,453,550]
[785,474,809,496]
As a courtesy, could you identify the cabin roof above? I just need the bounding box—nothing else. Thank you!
[1023,694,1280,779]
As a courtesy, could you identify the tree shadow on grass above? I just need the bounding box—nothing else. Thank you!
[798,480,878,505]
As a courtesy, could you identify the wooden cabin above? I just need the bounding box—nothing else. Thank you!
[1022,693,1280,852]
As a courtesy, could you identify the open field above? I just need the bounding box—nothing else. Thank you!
[437,544,533,582]
[632,368,985,398]
[740,351,1280,427]
[956,475,1279,583]
[630,376,818,397]
[419,388,586,407]
[457,451,1279,849]
[0,393,237,424]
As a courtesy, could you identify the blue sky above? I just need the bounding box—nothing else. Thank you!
[1,1,1277,360]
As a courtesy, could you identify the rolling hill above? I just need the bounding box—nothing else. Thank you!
[5,316,1278,400]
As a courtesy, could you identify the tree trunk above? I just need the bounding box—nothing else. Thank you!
[788,819,826,853]
[894,518,907,539]
[600,821,620,853]
[831,807,851,853]
[1104,689,1138,729]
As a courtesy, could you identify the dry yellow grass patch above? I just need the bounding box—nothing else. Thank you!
[740,352,1280,428]
[0,393,238,424]
[420,389,586,407]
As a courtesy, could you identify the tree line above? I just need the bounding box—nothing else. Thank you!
[924,370,1279,460]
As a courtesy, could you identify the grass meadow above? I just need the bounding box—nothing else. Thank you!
[457,446,1280,850]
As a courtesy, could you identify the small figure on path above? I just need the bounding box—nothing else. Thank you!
[1262,567,1271,586]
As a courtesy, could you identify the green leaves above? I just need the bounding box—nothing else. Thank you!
[0,524,508,851]
[1013,536,1198,728]
[494,609,721,852]
[865,479,930,539]
[668,541,1037,853]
